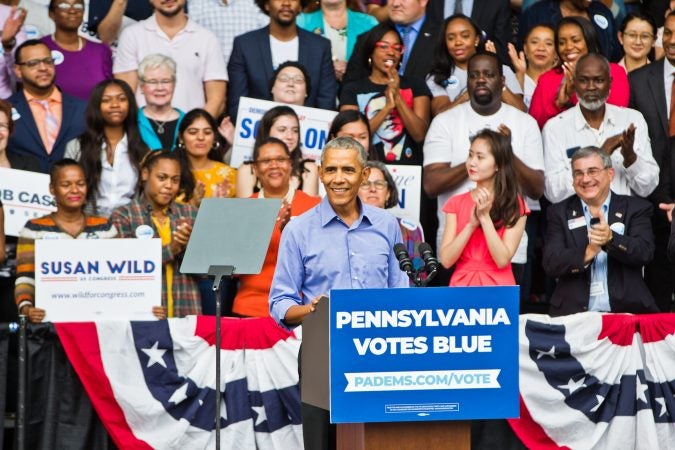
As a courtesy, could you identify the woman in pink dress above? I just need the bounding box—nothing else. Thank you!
[439,129,529,287]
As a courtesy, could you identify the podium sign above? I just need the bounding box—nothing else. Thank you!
[329,286,519,423]
[36,239,161,322]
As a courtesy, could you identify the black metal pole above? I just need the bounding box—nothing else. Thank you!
[208,265,234,450]
[16,315,27,450]
[214,279,222,450]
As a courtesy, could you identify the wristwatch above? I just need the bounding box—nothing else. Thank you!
[2,38,16,51]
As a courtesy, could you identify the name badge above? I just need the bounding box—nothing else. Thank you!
[568,217,586,230]
[590,281,605,297]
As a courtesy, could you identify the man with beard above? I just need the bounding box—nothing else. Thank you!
[226,0,337,120]
[543,145,658,315]
[9,39,86,173]
[542,53,658,204]
[423,52,544,251]
[113,0,227,117]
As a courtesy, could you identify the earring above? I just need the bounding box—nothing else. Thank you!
[368,57,372,68]
[212,141,221,150]
[176,141,185,151]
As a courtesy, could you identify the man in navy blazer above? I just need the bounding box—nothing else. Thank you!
[226,0,337,120]
[543,146,658,316]
[629,11,675,312]
[9,40,85,174]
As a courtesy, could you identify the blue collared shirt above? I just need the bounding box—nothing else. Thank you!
[582,193,611,312]
[269,196,409,328]
[396,15,425,74]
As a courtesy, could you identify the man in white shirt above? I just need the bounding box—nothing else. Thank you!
[113,0,227,118]
[423,52,544,249]
[543,53,659,204]
[188,0,268,67]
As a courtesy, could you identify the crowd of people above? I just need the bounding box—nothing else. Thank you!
[0,0,673,319]
[2,0,675,448]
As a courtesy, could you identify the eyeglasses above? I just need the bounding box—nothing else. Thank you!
[255,157,291,166]
[17,57,55,68]
[359,180,388,190]
[623,32,654,42]
[55,2,84,10]
[374,41,404,53]
[142,79,175,87]
[572,167,608,179]
[277,74,305,84]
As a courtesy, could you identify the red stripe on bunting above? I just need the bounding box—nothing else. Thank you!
[55,322,152,450]
[194,316,296,349]
[598,313,675,345]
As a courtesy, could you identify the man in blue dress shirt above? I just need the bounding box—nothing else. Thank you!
[269,136,408,449]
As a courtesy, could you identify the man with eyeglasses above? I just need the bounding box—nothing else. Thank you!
[8,39,86,173]
[542,53,658,205]
[114,0,227,118]
[226,0,337,120]
[543,145,658,316]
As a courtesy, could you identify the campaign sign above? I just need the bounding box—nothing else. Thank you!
[230,97,338,167]
[0,167,55,236]
[329,286,519,423]
[387,164,421,222]
[36,239,161,322]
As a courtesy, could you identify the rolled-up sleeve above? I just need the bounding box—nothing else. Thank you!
[269,225,305,328]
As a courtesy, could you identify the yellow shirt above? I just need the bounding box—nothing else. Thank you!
[151,216,174,318]
[193,162,237,198]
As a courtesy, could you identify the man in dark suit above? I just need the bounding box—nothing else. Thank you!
[9,39,86,174]
[629,10,675,312]
[226,0,337,120]
[543,146,658,316]
[343,0,442,84]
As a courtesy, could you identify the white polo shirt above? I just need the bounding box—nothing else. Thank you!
[542,104,659,204]
[423,102,544,247]
[114,14,228,112]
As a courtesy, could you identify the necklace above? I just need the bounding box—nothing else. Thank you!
[150,118,167,134]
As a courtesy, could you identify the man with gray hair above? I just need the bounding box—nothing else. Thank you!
[543,146,658,316]
[542,53,659,204]
[269,136,408,450]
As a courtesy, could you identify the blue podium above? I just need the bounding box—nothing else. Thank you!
[301,286,520,450]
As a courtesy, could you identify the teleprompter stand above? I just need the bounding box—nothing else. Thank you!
[302,298,470,450]
[181,198,281,450]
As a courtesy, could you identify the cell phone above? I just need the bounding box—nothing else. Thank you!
[590,217,600,226]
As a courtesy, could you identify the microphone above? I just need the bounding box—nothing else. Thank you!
[418,243,438,273]
[394,243,414,276]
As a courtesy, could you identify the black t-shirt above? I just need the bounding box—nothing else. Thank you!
[339,76,430,166]
[149,119,179,151]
